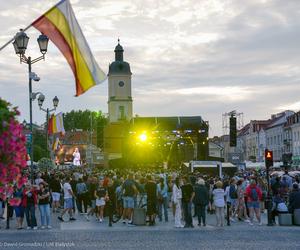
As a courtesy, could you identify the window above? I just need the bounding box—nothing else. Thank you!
[118,106,125,120]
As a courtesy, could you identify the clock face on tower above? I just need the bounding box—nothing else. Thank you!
[119,81,125,87]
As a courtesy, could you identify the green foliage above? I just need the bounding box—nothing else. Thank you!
[37,157,55,171]
[0,98,27,203]
[32,130,47,162]
[63,110,107,148]
[63,110,106,131]
[0,99,19,132]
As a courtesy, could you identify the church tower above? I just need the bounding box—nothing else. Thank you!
[108,39,133,123]
[104,40,133,165]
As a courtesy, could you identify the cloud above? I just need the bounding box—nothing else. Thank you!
[1,0,300,136]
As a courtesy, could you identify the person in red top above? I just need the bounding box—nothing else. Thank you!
[245,179,263,226]
[22,183,38,230]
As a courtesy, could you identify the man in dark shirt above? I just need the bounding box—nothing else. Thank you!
[122,174,137,224]
[70,177,78,213]
[85,177,97,221]
[181,176,195,228]
[49,175,61,213]
[288,183,300,214]
[145,175,157,226]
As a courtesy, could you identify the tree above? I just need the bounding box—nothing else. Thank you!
[0,98,27,205]
[38,157,55,172]
[32,129,47,161]
[63,110,107,148]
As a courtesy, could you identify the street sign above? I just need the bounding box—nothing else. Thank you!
[25,133,32,144]
[228,153,242,164]
[25,133,32,154]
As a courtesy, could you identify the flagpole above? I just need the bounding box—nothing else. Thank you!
[0,24,32,52]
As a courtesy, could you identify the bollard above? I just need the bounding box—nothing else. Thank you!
[6,200,9,229]
[266,197,273,226]
[227,202,231,226]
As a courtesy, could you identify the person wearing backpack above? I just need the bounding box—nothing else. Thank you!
[225,178,238,222]
[245,179,263,225]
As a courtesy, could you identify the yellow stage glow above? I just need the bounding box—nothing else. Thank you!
[139,133,148,142]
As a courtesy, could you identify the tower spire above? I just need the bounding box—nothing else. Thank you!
[114,38,124,61]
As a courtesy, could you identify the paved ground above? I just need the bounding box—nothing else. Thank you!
[0,211,299,250]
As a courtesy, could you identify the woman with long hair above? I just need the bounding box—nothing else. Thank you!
[38,182,51,229]
[172,177,184,228]
[236,179,250,222]
[95,179,107,223]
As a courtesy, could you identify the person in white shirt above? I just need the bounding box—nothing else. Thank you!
[58,177,76,222]
[213,181,226,227]
[172,177,184,228]
[34,173,44,186]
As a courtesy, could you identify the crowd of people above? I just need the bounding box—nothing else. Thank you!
[1,167,300,230]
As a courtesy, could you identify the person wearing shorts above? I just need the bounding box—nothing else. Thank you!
[122,174,137,224]
[246,179,263,225]
[58,177,76,222]
[52,192,61,203]
[14,205,25,229]
[95,179,107,223]
[49,175,62,213]
[123,196,134,209]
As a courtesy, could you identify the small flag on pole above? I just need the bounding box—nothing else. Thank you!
[48,112,65,135]
[52,137,61,151]
[32,0,106,96]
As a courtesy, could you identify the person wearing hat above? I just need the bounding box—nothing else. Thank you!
[288,183,300,214]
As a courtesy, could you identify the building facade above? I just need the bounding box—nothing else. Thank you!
[236,111,294,163]
[284,111,300,166]
[265,111,294,162]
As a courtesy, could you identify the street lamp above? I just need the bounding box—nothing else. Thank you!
[37,33,49,54]
[13,29,49,175]
[35,93,59,158]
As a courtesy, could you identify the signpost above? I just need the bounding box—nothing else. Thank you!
[265,149,273,226]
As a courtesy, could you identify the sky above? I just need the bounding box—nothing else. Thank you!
[1,0,300,136]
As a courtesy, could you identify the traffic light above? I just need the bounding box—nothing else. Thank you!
[229,116,237,147]
[265,149,273,168]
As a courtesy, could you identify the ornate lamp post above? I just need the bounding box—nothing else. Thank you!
[33,93,59,157]
[12,29,49,174]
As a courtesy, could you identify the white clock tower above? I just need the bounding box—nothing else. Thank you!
[108,40,133,123]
